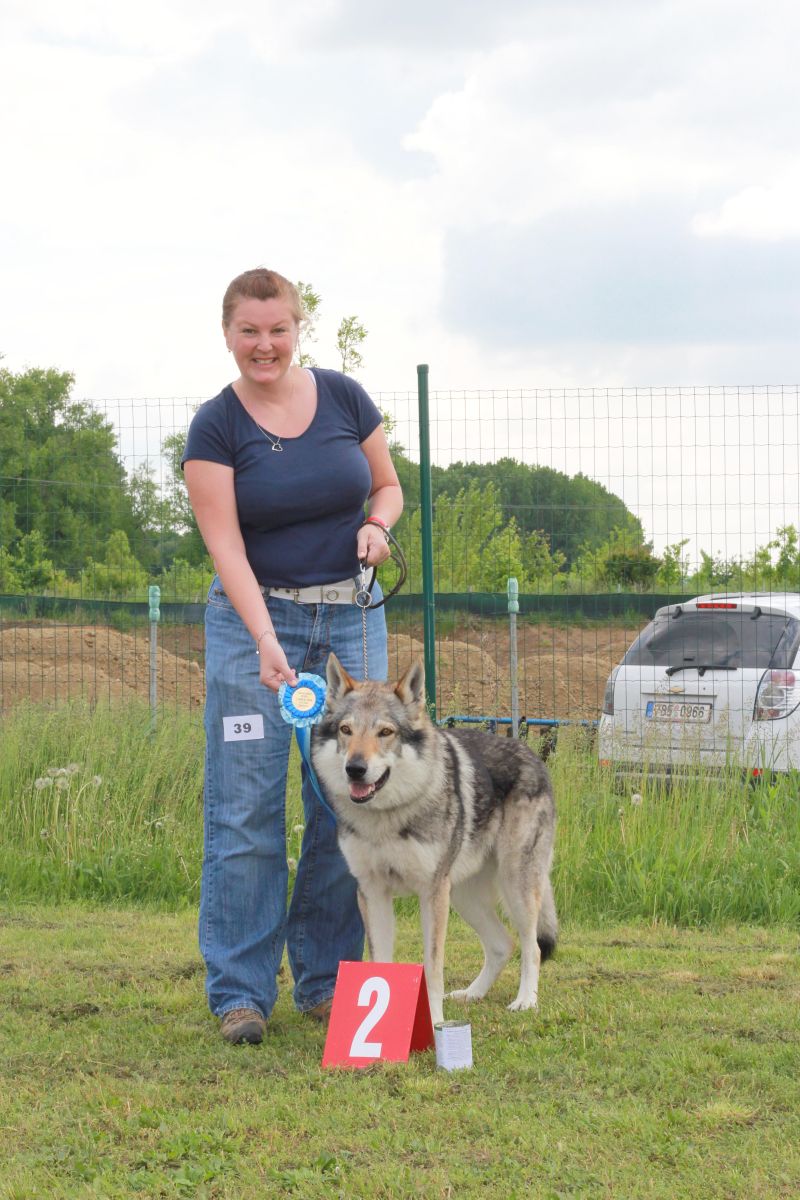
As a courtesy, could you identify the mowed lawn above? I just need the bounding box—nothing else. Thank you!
[1,905,799,1199]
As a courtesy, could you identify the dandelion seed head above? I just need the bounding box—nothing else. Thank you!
[92,776,103,787]
[34,778,51,790]
[154,820,164,829]
[40,829,50,839]
[67,763,81,775]
[630,793,643,806]
[287,857,298,871]
[55,776,70,790]
[292,824,305,835]
[46,767,61,777]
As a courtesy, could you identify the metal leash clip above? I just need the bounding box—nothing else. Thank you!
[354,562,373,609]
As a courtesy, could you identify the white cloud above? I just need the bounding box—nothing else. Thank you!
[692,173,800,241]
[1,0,799,402]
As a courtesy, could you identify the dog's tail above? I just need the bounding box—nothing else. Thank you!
[537,876,558,962]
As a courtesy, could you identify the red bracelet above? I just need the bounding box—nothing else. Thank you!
[361,516,390,534]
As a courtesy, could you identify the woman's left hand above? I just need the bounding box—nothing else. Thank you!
[357,523,391,567]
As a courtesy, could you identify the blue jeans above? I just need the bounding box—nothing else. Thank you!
[201,576,388,1019]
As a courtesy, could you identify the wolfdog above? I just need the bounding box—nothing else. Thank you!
[311,655,557,1025]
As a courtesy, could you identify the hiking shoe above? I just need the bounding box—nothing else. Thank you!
[220,1008,266,1044]
[306,997,334,1024]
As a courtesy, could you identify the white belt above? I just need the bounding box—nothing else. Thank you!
[263,577,359,605]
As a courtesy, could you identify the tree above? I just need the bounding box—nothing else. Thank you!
[0,366,142,574]
[656,539,691,590]
[336,316,367,375]
[79,530,148,599]
[295,280,322,367]
[522,529,567,591]
[603,544,661,590]
[159,431,207,565]
[569,527,659,591]
[402,480,538,593]
[1,530,65,593]
[429,458,643,567]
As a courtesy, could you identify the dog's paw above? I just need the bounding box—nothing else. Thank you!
[507,995,538,1012]
[446,987,483,1003]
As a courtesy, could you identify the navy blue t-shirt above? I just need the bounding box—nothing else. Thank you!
[181,368,382,587]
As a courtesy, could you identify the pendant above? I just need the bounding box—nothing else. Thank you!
[271,443,283,452]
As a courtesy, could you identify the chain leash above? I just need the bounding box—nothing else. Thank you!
[355,563,372,680]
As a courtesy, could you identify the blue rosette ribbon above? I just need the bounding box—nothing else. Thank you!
[278,673,327,728]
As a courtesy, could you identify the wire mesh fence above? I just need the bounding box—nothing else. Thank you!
[2,372,800,732]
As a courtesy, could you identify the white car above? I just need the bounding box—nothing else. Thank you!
[598,592,800,779]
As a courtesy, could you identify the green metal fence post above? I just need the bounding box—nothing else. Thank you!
[417,363,436,718]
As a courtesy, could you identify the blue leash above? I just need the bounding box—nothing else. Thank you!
[294,723,338,825]
[279,674,337,825]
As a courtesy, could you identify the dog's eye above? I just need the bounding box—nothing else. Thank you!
[339,723,352,736]
[378,727,394,738]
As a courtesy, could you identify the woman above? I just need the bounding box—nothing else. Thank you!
[182,268,403,1044]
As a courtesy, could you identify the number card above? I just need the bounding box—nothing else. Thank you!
[322,962,435,1069]
[222,714,264,742]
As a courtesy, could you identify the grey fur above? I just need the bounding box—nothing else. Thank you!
[311,654,558,1024]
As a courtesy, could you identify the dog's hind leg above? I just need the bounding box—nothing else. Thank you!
[498,875,542,1011]
[448,864,513,1003]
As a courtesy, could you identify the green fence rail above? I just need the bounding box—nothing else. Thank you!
[0,591,687,623]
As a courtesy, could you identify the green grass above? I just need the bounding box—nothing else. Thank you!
[0,701,204,904]
[549,726,800,927]
[1,906,798,1198]
[2,703,799,927]
[2,702,799,1195]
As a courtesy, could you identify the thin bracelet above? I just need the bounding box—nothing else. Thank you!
[255,629,278,655]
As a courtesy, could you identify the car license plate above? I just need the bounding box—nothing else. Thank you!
[645,700,712,723]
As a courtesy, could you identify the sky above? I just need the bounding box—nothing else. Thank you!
[2,0,800,557]
[3,0,800,399]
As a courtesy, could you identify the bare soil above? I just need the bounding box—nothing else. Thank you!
[0,618,646,720]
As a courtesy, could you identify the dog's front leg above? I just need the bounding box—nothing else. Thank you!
[357,882,396,964]
[419,875,451,1026]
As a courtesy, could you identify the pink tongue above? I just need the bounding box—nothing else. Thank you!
[349,781,375,800]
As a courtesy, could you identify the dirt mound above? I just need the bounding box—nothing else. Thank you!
[0,620,644,719]
[0,625,204,708]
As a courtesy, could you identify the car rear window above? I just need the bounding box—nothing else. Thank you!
[624,609,800,669]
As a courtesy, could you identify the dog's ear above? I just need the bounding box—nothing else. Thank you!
[325,652,358,704]
[394,659,426,711]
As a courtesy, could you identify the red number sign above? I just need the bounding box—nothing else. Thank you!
[322,962,435,1069]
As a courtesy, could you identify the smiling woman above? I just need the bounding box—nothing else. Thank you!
[180,266,404,1045]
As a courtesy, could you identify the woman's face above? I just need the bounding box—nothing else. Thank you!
[224,296,299,389]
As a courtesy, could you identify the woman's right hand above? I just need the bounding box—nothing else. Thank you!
[258,635,298,693]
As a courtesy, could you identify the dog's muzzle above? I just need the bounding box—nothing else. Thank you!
[345,760,390,803]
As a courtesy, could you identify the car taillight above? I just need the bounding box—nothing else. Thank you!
[754,669,799,720]
[602,670,617,716]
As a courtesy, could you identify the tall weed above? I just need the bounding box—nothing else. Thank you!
[549,725,800,925]
[1,702,798,923]
[0,701,205,904]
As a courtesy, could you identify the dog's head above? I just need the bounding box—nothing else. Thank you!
[314,654,429,807]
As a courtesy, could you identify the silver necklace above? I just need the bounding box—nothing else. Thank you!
[254,369,295,452]
[259,427,284,452]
